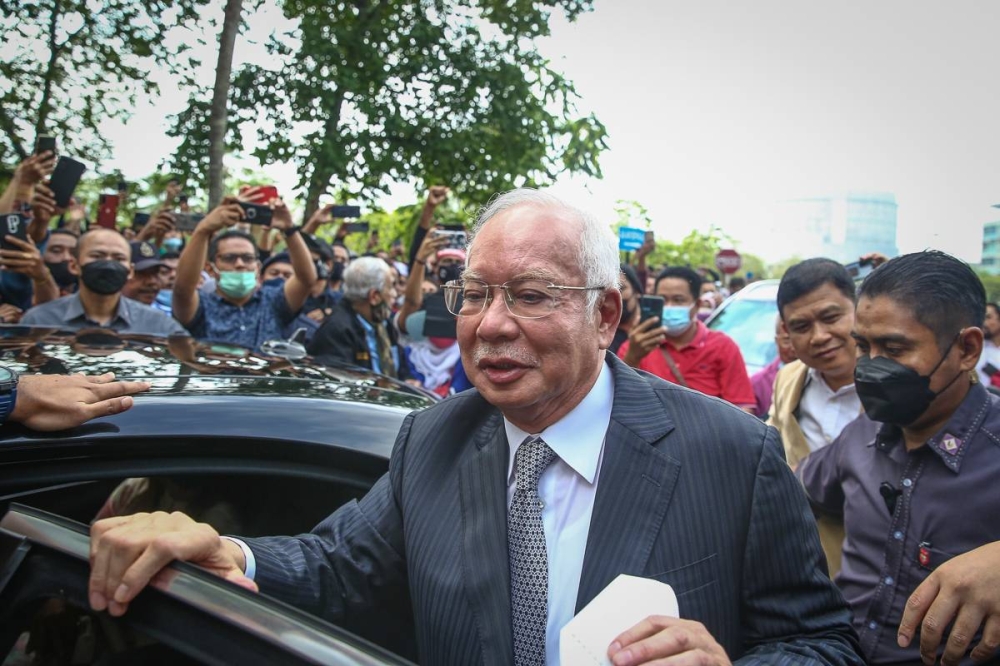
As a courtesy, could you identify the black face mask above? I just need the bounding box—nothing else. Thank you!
[46,261,77,289]
[80,260,129,295]
[854,334,962,427]
[437,263,462,284]
[330,261,345,283]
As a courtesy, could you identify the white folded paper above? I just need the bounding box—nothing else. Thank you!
[559,574,679,666]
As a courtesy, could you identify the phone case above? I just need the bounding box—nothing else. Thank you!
[49,157,87,207]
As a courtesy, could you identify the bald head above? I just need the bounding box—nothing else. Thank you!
[75,228,129,261]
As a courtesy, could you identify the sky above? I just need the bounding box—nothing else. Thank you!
[100,0,1000,264]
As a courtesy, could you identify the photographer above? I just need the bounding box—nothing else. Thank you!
[171,193,316,352]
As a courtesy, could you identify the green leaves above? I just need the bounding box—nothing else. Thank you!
[169,0,604,217]
[0,0,211,165]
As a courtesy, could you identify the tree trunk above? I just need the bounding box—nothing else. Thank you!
[207,0,243,209]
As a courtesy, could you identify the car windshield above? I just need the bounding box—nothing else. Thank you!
[708,297,778,370]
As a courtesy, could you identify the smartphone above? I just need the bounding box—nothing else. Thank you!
[245,185,278,204]
[343,221,370,234]
[331,205,361,219]
[238,201,273,226]
[639,295,665,323]
[96,193,120,229]
[48,156,87,208]
[844,258,874,281]
[0,213,30,250]
[133,212,151,228]
[422,292,457,339]
[35,135,56,156]
[984,363,999,377]
[432,228,467,250]
[172,212,206,232]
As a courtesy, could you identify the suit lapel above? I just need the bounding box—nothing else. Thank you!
[576,356,682,611]
[458,408,514,666]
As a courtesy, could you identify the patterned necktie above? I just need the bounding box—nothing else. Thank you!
[509,435,557,666]
[374,321,397,378]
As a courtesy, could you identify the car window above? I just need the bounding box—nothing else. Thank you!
[708,298,778,370]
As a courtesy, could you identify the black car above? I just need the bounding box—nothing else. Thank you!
[0,327,437,665]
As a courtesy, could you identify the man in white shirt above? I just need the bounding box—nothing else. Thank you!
[87,189,861,665]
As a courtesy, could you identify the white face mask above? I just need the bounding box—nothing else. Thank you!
[395,295,406,308]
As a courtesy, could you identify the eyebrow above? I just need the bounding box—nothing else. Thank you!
[851,331,913,346]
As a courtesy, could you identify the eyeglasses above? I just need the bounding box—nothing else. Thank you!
[442,279,605,319]
[217,253,258,265]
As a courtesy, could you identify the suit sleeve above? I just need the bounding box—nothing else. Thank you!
[734,426,863,665]
[240,413,416,648]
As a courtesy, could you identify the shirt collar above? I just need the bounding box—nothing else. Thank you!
[873,382,991,474]
[66,293,130,325]
[505,360,614,486]
[804,367,856,397]
[356,314,374,334]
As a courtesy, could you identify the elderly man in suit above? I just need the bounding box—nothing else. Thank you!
[87,189,862,665]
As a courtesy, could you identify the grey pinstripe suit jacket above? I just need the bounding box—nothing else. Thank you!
[245,354,864,665]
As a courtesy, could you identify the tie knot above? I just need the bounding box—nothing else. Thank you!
[514,436,556,493]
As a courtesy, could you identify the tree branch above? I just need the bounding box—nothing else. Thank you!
[34,0,64,139]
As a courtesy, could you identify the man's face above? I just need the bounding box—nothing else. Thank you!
[43,234,77,264]
[619,274,638,322]
[161,258,178,289]
[72,230,131,277]
[775,322,797,364]
[212,238,258,278]
[123,267,163,305]
[781,282,856,379]
[457,205,619,431]
[263,261,294,282]
[333,245,350,265]
[853,295,976,430]
[655,277,698,335]
[985,306,1000,340]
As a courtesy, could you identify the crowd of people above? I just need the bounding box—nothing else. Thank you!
[2,148,1000,666]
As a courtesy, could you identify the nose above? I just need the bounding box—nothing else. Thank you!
[811,321,833,347]
[475,286,519,341]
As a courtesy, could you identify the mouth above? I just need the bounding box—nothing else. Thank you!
[814,346,841,360]
[477,357,534,384]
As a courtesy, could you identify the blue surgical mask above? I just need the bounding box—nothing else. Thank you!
[262,277,286,289]
[661,306,692,335]
[217,270,257,299]
[162,237,183,253]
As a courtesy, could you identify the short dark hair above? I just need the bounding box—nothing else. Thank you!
[655,266,702,302]
[857,250,985,350]
[209,230,258,262]
[777,258,855,319]
[50,228,79,241]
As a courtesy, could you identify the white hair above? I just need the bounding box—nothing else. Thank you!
[343,256,391,300]
[468,188,620,312]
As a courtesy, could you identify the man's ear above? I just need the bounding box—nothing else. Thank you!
[597,288,623,349]
[368,288,382,306]
[127,263,135,282]
[958,327,985,372]
[204,261,217,278]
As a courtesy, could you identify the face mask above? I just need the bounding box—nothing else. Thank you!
[262,277,285,289]
[155,289,172,307]
[217,270,257,299]
[46,261,77,289]
[80,260,129,295]
[162,237,183,253]
[661,305,692,335]
[330,261,345,283]
[395,295,406,308]
[437,263,462,284]
[854,335,962,427]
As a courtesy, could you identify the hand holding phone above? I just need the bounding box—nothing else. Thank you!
[35,135,56,156]
[0,213,30,251]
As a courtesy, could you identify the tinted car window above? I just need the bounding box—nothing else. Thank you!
[708,297,778,371]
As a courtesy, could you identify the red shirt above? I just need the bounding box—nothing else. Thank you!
[617,321,755,407]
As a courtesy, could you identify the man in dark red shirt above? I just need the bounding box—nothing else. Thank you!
[618,266,755,411]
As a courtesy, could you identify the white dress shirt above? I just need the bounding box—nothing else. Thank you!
[504,360,614,666]
[798,367,861,452]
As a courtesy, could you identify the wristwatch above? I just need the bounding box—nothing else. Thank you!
[284,226,301,238]
[0,365,19,425]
